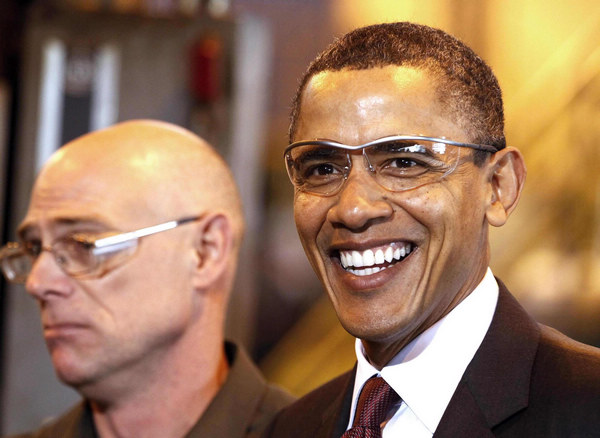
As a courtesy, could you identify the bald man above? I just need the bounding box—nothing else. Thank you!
[0,120,293,438]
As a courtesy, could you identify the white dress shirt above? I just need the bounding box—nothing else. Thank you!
[346,268,499,437]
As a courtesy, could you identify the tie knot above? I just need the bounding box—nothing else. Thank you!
[353,376,400,428]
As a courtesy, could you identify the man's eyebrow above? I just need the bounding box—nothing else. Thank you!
[16,225,34,241]
[296,146,344,161]
[371,140,426,152]
[17,217,112,240]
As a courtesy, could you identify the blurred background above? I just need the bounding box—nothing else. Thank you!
[0,0,599,434]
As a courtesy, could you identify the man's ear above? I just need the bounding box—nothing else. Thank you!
[485,147,527,227]
[192,213,234,290]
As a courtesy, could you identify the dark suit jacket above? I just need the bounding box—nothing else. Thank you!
[266,281,600,437]
[10,342,294,438]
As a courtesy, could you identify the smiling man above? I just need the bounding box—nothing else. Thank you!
[0,120,293,438]
[266,22,600,437]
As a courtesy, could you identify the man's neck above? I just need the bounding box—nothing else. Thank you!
[89,342,229,438]
[363,265,490,369]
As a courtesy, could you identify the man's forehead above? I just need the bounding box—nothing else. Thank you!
[22,158,149,237]
[295,65,468,144]
[305,66,432,97]
[37,133,166,201]
[299,66,441,122]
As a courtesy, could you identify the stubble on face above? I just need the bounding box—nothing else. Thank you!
[21,121,229,398]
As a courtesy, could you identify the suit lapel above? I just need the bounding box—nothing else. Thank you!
[435,281,540,436]
[318,367,355,438]
[433,382,495,437]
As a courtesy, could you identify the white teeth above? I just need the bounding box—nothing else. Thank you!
[385,247,393,263]
[363,250,375,266]
[339,243,413,274]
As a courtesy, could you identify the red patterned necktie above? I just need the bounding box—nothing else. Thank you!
[341,376,400,438]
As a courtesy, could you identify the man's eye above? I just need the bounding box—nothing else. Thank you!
[23,241,42,257]
[58,237,96,267]
[377,153,442,178]
[383,155,432,170]
[65,236,96,254]
[389,157,420,168]
[382,151,443,169]
[308,163,341,176]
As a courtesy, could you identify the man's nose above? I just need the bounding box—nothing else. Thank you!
[326,167,393,230]
[25,251,73,300]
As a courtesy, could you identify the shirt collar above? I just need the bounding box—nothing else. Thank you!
[351,268,499,433]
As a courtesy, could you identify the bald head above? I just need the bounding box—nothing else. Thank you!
[34,120,244,249]
[15,121,247,399]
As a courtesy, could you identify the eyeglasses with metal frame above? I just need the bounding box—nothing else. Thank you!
[0,215,205,284]
[284,135,498,196]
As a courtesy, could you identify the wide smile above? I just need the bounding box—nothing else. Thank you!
[336,242,414,277]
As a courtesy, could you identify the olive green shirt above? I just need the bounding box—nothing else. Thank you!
[10,342,294,438]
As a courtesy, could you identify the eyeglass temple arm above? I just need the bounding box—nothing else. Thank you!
[93,215,203,249]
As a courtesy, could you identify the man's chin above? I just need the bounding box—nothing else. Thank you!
[337,309,407,342]
[51,353,95,388]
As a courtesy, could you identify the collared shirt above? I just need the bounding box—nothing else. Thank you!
[347,268,499,437]
[15,342,294,438]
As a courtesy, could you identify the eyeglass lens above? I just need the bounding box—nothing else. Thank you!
[1,236,139,283]
[286,139,462,195]
[1,248,32,283]
[1,215,204,284]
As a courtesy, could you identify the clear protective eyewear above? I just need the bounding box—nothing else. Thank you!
[0,215,204,283]
[284,135,497,196]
